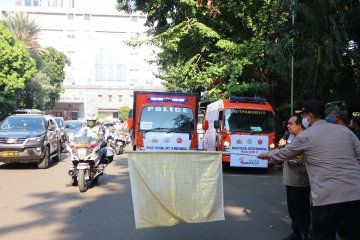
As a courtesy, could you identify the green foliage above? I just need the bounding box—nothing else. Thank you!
[118,0,360,124]
[1,11,42,54]
[16,72,56,110]
[39,47,70,108]
[118,106,130,120]
[0,23,36,119]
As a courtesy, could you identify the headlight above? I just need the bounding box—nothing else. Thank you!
[223,141,231,152]
[77,149,87,160]
[28,136,42,142]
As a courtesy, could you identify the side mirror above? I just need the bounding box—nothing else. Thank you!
[127,118,134,129]
[214,120,220,129]
[202,119,209,131]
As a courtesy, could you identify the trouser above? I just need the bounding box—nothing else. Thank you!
[286,185,311,239]
[308,199,360,240]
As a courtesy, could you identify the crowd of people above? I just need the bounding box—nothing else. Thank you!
[258,100,360,240]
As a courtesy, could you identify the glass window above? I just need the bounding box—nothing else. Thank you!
[224,109,275,133]
[109,95,112,102]
[1,116,45,131]
[69,0,74,8]
[68,13,74,20]
[84,14,90,20]
[140,106,195,132]
[95,49,126,81]
[55,118,64,128]
[131,16,138,22]
[98,95,102,103]
[118,95,122,102]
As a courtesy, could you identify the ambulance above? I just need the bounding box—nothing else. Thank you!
[127,91,200,151]
[202,96,276,168]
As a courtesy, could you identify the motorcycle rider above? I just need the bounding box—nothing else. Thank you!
[67,114,111,186]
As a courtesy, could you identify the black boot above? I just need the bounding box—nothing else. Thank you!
[66,176,78,187]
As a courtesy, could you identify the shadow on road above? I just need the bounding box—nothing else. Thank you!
[0,154,291,240]
[0,153,68,170]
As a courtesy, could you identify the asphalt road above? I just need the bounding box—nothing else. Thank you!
[0,150,292,240]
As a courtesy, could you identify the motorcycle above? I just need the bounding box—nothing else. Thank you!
[106,130,126,155]
[65,135,114,192]
[119,131,131,145]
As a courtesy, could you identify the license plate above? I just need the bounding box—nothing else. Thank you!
[1,151,19,157]
[74,142,90,148]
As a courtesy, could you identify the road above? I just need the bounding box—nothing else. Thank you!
[0,150,292,240]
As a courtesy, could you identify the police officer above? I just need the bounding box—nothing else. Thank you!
[258,100,360,240]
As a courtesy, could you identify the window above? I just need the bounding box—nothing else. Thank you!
[130,32,139,40]
[98,95,102,103]
[84,14,90,20]
[69,0,74,8]
[68,13,74,20]
[118,95,122,102]
[109,95,112,102]
[95,48,126,82]
[67,30,75,38]
[131,16,138,22]
[113,112,119,119]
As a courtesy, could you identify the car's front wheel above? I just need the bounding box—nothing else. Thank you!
[38,147,50,169]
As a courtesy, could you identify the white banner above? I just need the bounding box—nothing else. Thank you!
[230,135,269,168]
[127,151,224,229]
[143,132,190,151]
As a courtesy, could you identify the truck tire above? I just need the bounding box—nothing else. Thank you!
[78,169,88,192]
[38,147,50,169]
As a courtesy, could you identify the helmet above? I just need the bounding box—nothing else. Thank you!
[86,114,97,128]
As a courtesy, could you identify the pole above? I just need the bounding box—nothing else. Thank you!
[291,0,295,115]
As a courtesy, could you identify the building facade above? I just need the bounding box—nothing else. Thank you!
[1,0,164,120]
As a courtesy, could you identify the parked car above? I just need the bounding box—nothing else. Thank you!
[54,117,68,151]
[0,114,61,169]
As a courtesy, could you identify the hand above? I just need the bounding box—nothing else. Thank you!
[257,152,270,159]
[278,138,286,146]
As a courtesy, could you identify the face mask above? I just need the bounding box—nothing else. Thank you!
[302,118,309,129]
[325,115,335,123]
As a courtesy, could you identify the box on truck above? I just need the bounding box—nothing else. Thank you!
[127,91,200,151]
[202,96,276,168]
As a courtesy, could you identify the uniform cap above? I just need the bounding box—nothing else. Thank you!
[301,100,325,114]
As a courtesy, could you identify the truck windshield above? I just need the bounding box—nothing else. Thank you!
[140,106,195,132]
[0,117,45,131]
[224,109,275,133]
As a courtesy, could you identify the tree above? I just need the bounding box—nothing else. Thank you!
[117,0,360,119]
[117,0,284,102]
[17,72,56,110]
[1,11,42,54]
[39,47,70,108]
[118,106,130,120]
[0,23,36,119]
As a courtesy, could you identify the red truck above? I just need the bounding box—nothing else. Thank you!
[127,91,200,151]
[202,96,276,168]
